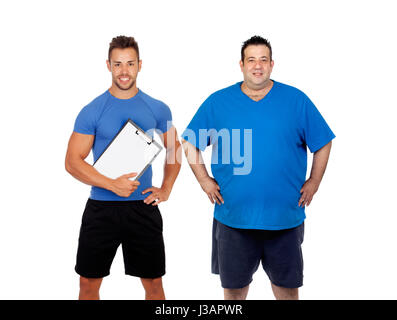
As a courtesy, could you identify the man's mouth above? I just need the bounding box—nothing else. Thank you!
[118,76,131,84]
[253,72,263,77]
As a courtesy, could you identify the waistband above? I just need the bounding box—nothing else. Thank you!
[87,198,146,206]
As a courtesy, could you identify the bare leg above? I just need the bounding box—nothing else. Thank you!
[224,285,250,300]
[271,283,299,300]
[140,277,165,300]
[79,277,103,300]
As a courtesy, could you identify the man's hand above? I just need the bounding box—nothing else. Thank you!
[181,139,224,205]
[299,141,332,207]
[298,178,320,207]
[110,172,140,198]
[142,186,171,206]
[198,176,224,205]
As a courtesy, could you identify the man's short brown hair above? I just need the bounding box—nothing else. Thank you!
[108,36,139,61]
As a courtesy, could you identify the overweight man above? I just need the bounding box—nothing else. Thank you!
[182,36,335,300]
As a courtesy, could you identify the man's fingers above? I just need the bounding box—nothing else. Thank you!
[144,194,155,203]
[214,190,224,204]
[142,187,154,195]
[144,197,154,204]
[298,193,306,207]
[214,195,221,205]
[123,172,137,179]
[299,192,313,207]
[144,191,161,204]
[210,192,221,205]
[207,193,214,204]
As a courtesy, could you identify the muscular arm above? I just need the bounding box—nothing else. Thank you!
[142,127,182,205]
[181,139,224,205]
[299,141,332,207]
[65,132,139,197]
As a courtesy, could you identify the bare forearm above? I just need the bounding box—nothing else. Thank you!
[309,141,332,184]
[181,140,224,204]
[161,142,182,192]
[65,158,114,191]
[188,162,211,184]
[181,140,210,183]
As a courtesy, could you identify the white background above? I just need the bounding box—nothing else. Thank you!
[0,0,396,300]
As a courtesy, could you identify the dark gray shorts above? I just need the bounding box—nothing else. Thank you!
[212,218,304,289]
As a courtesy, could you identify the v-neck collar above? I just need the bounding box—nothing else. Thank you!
[237,80,277,103]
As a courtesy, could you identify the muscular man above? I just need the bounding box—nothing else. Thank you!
[65,36,181,300]
[182,36,334,300]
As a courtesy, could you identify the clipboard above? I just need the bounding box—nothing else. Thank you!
[93,119,163,181]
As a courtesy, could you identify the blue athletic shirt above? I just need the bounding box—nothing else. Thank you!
[73,89,172,201]
[182,80,335,230]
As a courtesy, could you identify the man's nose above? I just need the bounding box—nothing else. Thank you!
[254,60,263,68]
[121,64,129,73]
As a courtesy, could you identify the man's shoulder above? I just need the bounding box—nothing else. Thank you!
[139,90,168,109]
[274,80,308,99]
[206,82,240,102]
[82,90,110,112]
[213,82,239,96]
[74,91,109,133]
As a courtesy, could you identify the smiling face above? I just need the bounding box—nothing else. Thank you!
[240,45,274,90]
[106,47,141,93]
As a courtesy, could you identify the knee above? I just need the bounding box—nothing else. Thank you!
[271,284,299,300]
[224,287,248,300]
[285,289,299,300]
[141,277,163,294]
[79,277,102,293]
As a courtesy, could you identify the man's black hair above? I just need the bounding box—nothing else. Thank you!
[241,36,272,62]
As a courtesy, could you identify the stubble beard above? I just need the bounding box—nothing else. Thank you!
[114,78,136,91]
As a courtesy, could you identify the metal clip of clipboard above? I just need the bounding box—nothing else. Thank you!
[135,129,152,145]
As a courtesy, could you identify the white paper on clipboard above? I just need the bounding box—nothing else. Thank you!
[93,119,162,181]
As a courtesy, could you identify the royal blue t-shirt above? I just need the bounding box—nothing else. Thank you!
[74,89,172,201]
[182,80,335,230]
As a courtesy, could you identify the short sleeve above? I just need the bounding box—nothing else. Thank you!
[154,102,172,134]
[73,105,96,135]
[182,96,214,151]
[301,95,335,153]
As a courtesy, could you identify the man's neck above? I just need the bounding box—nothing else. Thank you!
[241,80,273,102]
[108,85,139,100]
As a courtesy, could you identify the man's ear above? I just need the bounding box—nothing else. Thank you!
[239,60,244,72]
[106,60,111,72]
[138,59,142,72]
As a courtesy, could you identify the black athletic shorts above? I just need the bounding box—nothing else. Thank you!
[75,199,165,279]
